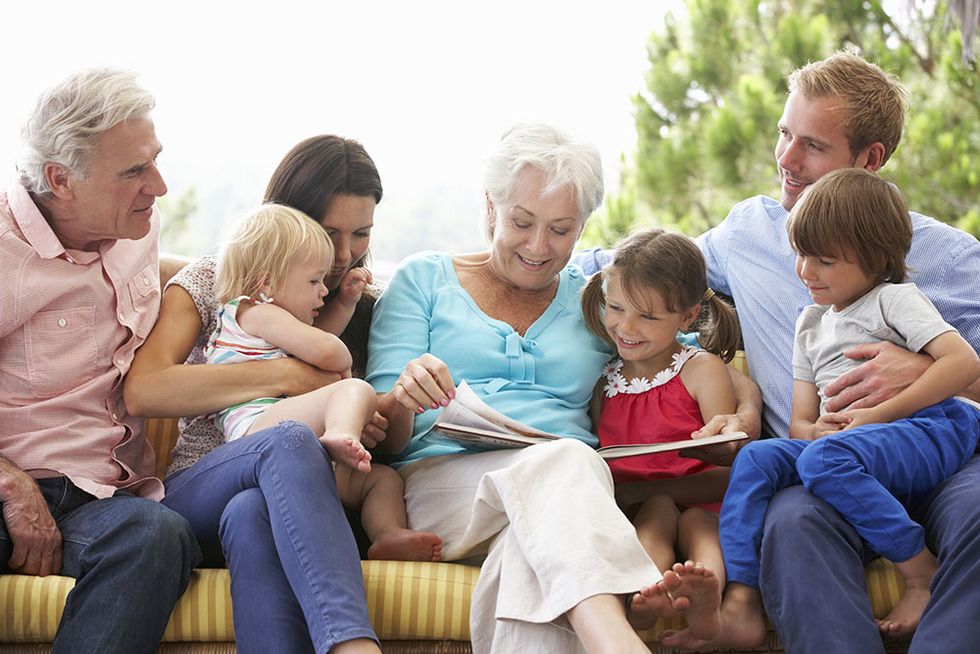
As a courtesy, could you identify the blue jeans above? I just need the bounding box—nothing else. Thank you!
[759,450,980,654]
[0,477,200,654]
[162,421,377,654]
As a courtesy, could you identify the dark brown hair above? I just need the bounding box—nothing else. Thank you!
[264,135,382,270]
[787,167,911,283]
[582,227,740,362]
[264,135,383,376]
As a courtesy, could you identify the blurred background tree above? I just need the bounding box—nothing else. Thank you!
[583,0,980,246]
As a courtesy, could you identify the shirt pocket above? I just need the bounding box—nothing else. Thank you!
[127,262,160,338]
[24,307,99,398]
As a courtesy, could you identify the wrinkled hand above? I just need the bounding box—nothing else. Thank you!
[0,472,62,576]
[390,354,456,414]
[682,413,759,466]
[337,267,372,308]
[822,342,931,413]
[361,411,389,449]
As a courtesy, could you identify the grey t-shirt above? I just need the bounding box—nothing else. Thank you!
[793,283,955,414]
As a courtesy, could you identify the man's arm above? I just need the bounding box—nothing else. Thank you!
[0,456,62,576]
[683,366,762,466]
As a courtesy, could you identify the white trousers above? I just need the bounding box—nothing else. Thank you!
[400,439,662,654]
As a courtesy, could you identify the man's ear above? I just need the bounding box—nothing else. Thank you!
[862,142,886,172]
[44,162,74,200]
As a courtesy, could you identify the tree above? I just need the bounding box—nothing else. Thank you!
[583,0,980,246]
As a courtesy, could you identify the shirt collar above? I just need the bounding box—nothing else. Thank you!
[8,183,100,264]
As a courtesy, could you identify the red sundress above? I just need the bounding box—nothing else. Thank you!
[598,348,721,512]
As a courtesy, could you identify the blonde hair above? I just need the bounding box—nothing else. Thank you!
[787,168,911,283]
[215,204,334,304]
[787,51,908,165]
[582,227,740,362]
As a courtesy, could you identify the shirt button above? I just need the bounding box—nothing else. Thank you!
[142,276,150,286]
[115,359,125,366]
[58,318,67,327]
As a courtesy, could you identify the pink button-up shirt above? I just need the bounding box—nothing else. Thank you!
[0,183,164,500]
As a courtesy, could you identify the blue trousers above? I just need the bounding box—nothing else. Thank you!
[0,477,200,654]
[162,421,377,654]
[721,399,980,588]
[721,399,980,654]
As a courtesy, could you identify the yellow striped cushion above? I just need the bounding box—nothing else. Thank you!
[162,569,234,641]
[865,557,905,619]
[0,575,73,642]
[363,561,479,640]
[0,557,905,643]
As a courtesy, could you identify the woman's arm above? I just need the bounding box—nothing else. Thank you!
[124,285,340,418]
[373,353,456,455]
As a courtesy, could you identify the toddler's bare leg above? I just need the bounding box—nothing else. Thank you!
[878,547,937,636]
[337,464,442,562]
[249,379,376,472]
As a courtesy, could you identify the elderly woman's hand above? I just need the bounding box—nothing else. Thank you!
[361,411,389,449]
[391,354,456,414]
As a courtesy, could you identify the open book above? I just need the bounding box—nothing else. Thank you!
[424,381,750,458]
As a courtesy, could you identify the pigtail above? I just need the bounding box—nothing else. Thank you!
[581,272,614,346]
[694,291,740,363]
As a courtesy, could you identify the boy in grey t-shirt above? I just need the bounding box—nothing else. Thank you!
[664,169,980,650]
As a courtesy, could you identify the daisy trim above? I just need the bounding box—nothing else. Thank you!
[603,346,701,397]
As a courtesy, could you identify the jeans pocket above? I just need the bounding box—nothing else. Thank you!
[36,477,97,521]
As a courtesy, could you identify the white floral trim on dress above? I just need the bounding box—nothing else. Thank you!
[603,346,701,397]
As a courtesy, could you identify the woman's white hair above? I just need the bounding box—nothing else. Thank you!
[483,123,604,238]
[18,68,156,194]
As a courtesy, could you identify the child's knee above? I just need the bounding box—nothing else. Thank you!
[678,506,718,531]
[796,440,835,488]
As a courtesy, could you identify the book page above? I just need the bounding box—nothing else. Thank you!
[596,431,750,460]
[423,381,559,450]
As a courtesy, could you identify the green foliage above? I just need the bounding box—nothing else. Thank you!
[584,0,980,247]
[158,187,202,256]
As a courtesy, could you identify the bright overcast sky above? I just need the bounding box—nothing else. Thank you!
[1,0,672,252]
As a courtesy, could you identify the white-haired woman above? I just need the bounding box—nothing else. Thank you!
[368,123,669,653]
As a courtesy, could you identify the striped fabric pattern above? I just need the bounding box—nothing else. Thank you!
[0,558,907,643]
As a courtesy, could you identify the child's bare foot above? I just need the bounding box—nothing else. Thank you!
[627,569,686,630]
[880,549,937,636]
[877,584,931,636]
[321,431,372,473]
[656,561,721,642]
[660,580,766,651]
[367,528,442,562]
